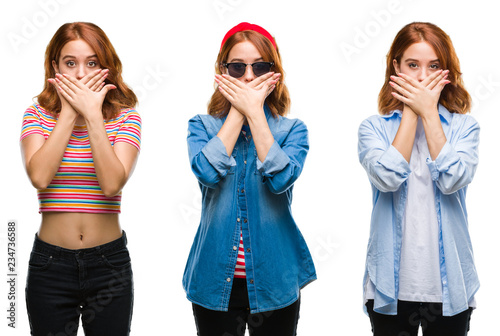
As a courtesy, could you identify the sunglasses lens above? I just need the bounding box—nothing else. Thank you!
[227,63,246,78]
[252,62,272,77]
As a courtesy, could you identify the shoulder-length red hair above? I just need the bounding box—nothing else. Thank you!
[37,22,137,119]
[208,30,290,118]
[378,22,470,115]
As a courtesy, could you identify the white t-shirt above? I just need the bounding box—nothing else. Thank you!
[398,118,442,302]
[365,118,475,307]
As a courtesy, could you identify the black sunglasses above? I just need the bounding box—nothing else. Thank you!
[222,62,274,78]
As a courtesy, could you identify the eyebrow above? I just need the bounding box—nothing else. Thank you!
[61,54,98,60]
[405,58,440,63]
[229,57,264,63]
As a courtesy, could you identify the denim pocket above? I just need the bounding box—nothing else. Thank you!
[28,251,53,271]
[101,248,131,270]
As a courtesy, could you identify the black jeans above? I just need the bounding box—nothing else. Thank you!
[26,232,133,336]
[192,278,300,336]
[366,300,473,336]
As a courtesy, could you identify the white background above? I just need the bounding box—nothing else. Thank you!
[1,0,499,334]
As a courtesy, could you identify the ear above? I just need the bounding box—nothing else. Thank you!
[52,60,60,74]
[219,63,226,75]
[392,59,400,74]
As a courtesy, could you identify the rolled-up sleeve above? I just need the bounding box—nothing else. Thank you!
[257,119,308,194]
[358,117,411,192]
[426,117,479,195]
[187,115,236,188]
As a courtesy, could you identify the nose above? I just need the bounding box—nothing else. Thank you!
[76,65,86,80]
[242,64,256,82]
[418,68,429,82]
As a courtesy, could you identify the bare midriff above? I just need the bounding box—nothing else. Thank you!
[38,212,122,249]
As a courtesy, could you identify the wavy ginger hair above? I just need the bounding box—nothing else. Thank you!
[37,22,137,119]
[208,30,290,118]
[379,22,471,115]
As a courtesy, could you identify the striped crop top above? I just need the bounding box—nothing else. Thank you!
[20,104,141,213]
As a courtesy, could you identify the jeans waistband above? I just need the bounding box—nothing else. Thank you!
[32,231,128,260]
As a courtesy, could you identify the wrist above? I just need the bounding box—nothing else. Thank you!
[420,108,439,123]
[83,110,104,125]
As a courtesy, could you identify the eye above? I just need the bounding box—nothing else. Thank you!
[88,60,98,67]
[66,61,76,67]
[408,63,418,69]
[430,63,441,70]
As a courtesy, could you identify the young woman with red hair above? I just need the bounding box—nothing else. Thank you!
[183,22,316,335]
[358,22,479,336]
[21,22,140,335]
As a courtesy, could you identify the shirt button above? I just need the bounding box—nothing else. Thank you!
[249,279,254,284]
[244,219,248,223]
[237,218,240,222]
[244,160,247,164]
[226,278,231,282]
[233,246,237,251]
[246,248,251,253]
[241,189,245,193]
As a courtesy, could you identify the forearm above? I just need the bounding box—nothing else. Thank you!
[422,110,446,160]
[85,113,128,197]
[246,109,274,162]
[216,106,245,156]
[392,106,417,162]
[25,111,77,189]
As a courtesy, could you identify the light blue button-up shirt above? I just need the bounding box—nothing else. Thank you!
[183,106,316,313]
[358,104,480,316]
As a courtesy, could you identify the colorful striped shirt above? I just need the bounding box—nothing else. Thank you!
[20,104,141,213]
[234,231,246,278]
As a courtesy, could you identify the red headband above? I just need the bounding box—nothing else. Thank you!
[220,22,276,51]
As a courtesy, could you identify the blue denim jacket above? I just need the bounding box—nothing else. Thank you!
[358,104,480,316]
[183,106,316,313]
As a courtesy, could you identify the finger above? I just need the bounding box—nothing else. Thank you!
[391,91,411,105]
[55,77,76,98]
[391,75,416,93]
[248,72,275,88]
[52,78,74,102]
[90,72,109,91]
[427,70,449,90]
[217,84,234,103]
[56,73,80,92]
[389,81,412,98]
[87,69,109,90]
[99,84,116,96]
[419,69,443,87]
[255,73,280,90]
[215,76,237,97]
[219,74,246,91]
[81,69,102,86]
[266,84,276,98]
[433,78,451,92]
[97,82,106,92]
[255,78,279,90]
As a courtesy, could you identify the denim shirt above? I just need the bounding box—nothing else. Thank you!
[183,106,316,313]
[358,104,480,316]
